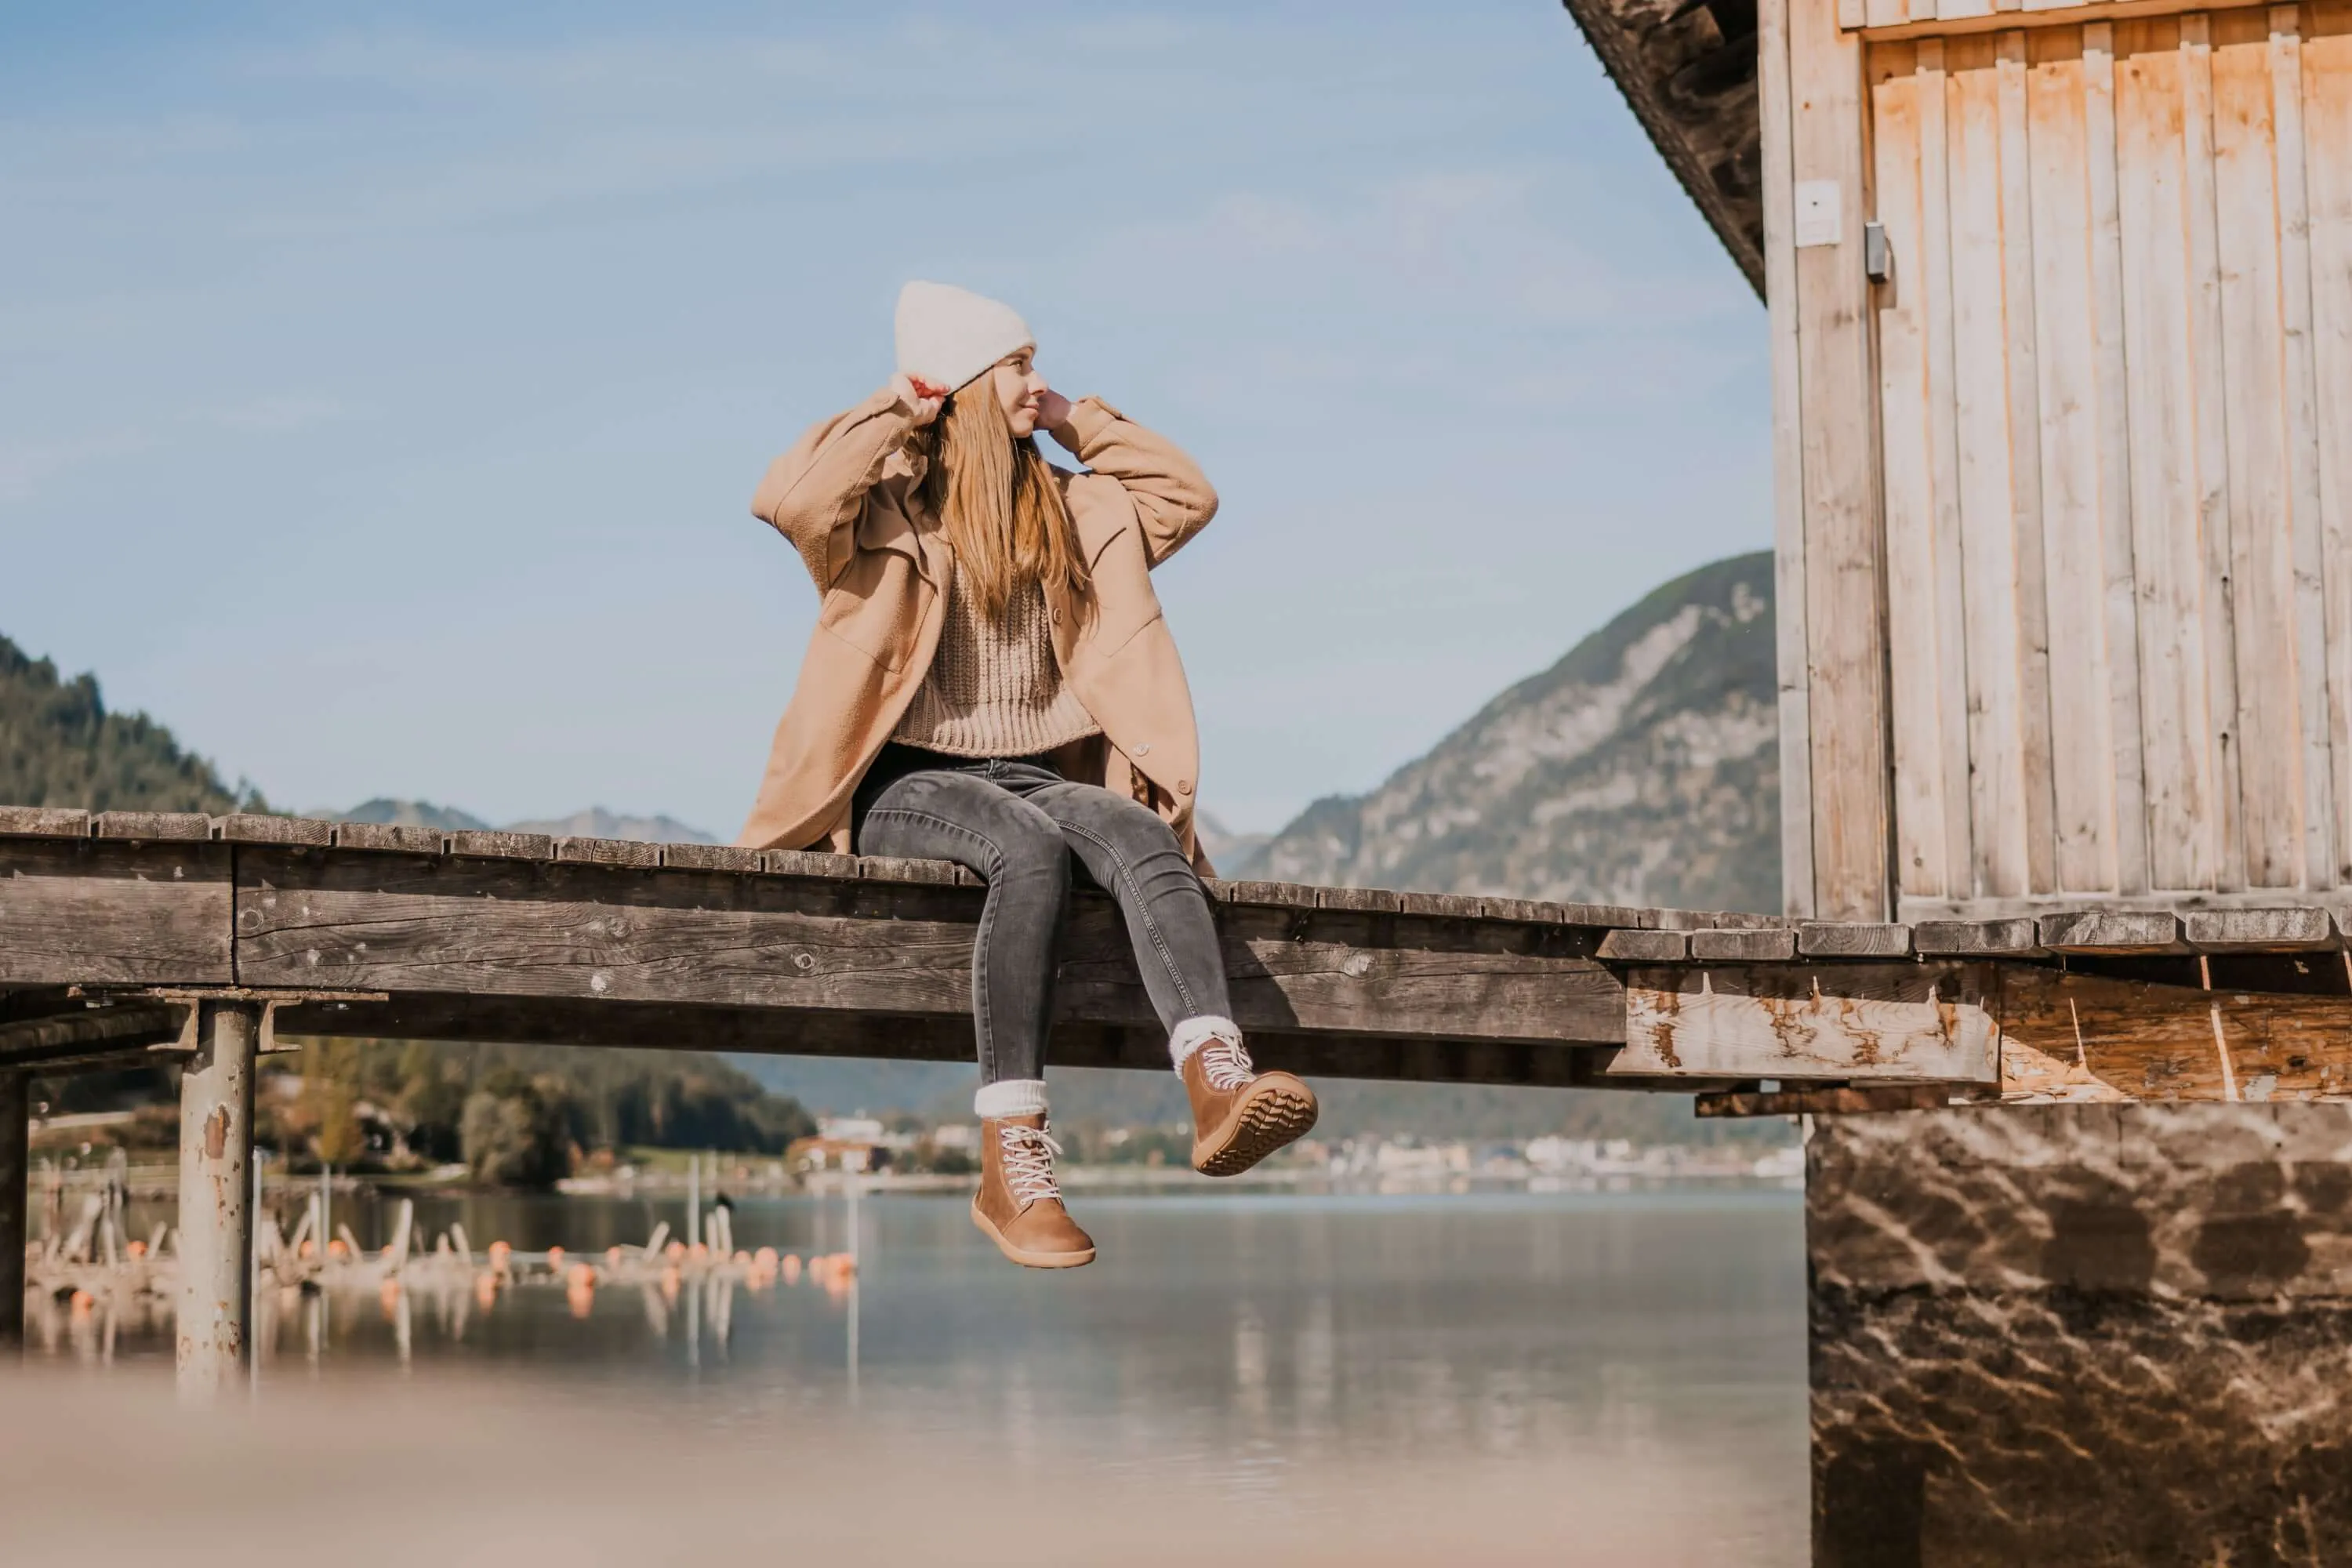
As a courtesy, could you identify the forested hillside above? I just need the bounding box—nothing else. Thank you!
[1,633,256,813]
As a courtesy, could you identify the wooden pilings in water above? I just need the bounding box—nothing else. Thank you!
[2,1069,24,1348]
[175,1000,257,1399]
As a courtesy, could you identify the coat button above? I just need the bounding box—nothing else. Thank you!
[1177,779,1193,796]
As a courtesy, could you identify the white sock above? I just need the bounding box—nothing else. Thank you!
[973,1078,1048,1120]
[1168,1014,1243,1072]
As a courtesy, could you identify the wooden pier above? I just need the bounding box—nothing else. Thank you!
[10,803,2352,1398]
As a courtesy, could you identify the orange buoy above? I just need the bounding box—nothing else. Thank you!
[754,1246,779,1267]
[782,1253,804,1284]
[567,1283,595,1320]
[566,1262,596,1290]
[664,1240,686,1261]
[326,1237,349,1260]
[474,1272,498,1307]
[125,1239,147,1259]
[69,1289,95,1312]
[605,1245,624,1266]
[546,1245,566,1270]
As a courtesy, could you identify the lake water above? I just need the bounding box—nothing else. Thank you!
[32,1185,1807,1564]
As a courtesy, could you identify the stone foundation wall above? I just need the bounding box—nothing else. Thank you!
[1809,1105,2352,1567]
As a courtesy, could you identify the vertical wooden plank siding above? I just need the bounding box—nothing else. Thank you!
[1839,2,2351,913]
[2310,2,2352,884]
[1875,53,1955,900]
[1762,0,1820,916]
[2212,12,2305,886]
[2083,23,2154,896]
[1949,42,2034,898]
[2182,13,2252,892]
[2115,21,2220,892]
[1998,31,2064,895]
[2027,31,2124,891]
[1793,0,1897,920]
[2270,5,2339,891]
[1914,40,1980,899]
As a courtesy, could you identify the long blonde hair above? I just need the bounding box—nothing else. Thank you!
[920,379,1089,621]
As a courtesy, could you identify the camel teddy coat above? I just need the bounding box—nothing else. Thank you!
[736,387,1218,866]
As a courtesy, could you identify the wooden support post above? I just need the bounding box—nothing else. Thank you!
[177,1000,258,1399]
[0,1069,26,1350]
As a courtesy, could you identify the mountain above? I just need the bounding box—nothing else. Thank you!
[1229,552,1779,914]
[340,797,494,831]
[0,633,257,815]
[332,800,717,843]
[1193,811,1269,871]
[505,808,717,844]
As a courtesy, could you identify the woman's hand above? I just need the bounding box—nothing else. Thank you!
[891,372,948,428]
[1034,387,1074,431]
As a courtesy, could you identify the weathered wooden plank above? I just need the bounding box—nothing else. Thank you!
[446,829,554,861]
[2184,12,2252,893]
[0,1001,185,1073]
[0,839,233,986]
[2310,2,2352,887]
[1696,1083,1964,1116]
[1998,29,2063,897]
[1690,927,1802,961]
[1951,40,2034,899]
[2027,32,2122,894]
[1913,916,2044,954]
[1995,962,2352,1099]
[0,808,89,839]
[215,815,332,848]
[854,854,963,886]
[1918,40,1980,902]
[1614,962,2002,1080]
[2270,5,2339,892]
[2038,906,2184,949]
[1396,890,1484,920]
[332,822,446,855]
[92,811,212,842]
[231,851,1626,1046]
[1794,0,1896,922]
[2181,906,2337,949]
[1762,0,1817,916]
[1874,49,1956,904]
[554,836,662,869]
[1597,929,1691,962]
[2212,12,2308,888]
[2085,22,2154,897]
[1210,880,1322,909]
[659,843,763,874]
[1798,920,1914,956]
[2116,20,2219,892]
[762,850,860,880]
[1317,886,1401,914]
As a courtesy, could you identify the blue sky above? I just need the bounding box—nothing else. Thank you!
[2,1,1766,837]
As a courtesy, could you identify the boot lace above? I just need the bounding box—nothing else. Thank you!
[1197,1034,1257,1091]
[998,1123,1065,1205]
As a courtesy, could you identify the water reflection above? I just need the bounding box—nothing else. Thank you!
[34,1187,1806,1560]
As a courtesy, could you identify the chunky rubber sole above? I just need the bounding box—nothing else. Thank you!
[970,1198,1095,1269]
[1192,1074,1320,1177]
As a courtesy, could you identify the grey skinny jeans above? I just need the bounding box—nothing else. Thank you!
[852,742,1233,1084]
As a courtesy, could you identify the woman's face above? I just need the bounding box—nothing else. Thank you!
[988,349,1049,437]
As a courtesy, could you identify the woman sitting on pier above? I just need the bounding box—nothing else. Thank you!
[739,281,1318,1269]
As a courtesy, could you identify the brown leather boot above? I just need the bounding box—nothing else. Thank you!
[1181,1033,1319,1177]
[970,1115,1095,1269]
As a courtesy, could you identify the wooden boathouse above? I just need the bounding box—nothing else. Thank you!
[7,0,2352,1556]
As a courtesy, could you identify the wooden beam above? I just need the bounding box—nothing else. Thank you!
[233,848,1627,1047]
[1613,963,2002,1082]
[0,838,233,987]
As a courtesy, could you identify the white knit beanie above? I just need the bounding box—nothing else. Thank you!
[895,281,1034,394]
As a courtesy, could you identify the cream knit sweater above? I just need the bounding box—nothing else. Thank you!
[893,561,1101,758]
